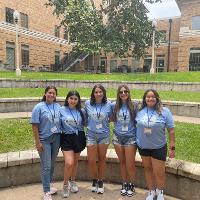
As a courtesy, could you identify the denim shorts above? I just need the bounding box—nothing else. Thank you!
[86,133,110,146]
[112,134,136,147]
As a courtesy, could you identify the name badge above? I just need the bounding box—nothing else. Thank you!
[122,124,128,132]
[144,127,152,134]
[51,126,58,133]
[96,123,103,129]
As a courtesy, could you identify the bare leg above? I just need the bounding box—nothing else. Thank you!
[114,144,127,182]
[97,144,109,180]
[71,153,81,181]
[87,145,98,179]
[151,158,166,189]
[141,156,155,190]
[124,146,137,183]
[63,151,74,185]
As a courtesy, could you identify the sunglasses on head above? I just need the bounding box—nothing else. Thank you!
[119,90,128,94]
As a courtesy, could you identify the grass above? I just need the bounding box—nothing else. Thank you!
[0,118,34,153]
[0,88,199,102]
[0,119,200,163]
[0,71,200,82]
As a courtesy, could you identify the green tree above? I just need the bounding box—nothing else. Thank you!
[47,0,161,57]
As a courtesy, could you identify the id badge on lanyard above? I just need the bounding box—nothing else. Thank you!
[122,123,128,132]
[144,127,152,134]
[96,123,103,129]
[51,126,58,133]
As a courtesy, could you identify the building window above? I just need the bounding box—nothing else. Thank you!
[159,30,167,42]
[5,7,14,24]
[21,45,29,66]
[54,51,60,71]
[189,48,200,71]
[192,16,200,30]
[54,25,60,38]
[156,55,165,72]
[6,42,15,69]
[20,12,28,28]
[63,27,68,40]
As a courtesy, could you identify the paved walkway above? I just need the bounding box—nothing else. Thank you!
[0,181,181,200]
[0,112,199,124]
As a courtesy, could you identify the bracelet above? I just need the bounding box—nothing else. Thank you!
[170,146,175,150]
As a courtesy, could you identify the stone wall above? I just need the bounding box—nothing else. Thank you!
[0,149,200,200]
[0,98,199,118]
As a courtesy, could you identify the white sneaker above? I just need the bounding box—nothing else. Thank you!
[146,190,156,200]
[43,192,52,200]
[69,180,79,193]
[91,179,98,192]
[156,189,165,200]
[63,184,70,198]
[97,180,104,194]
[49,186,58,195]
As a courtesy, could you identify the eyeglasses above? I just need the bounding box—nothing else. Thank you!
[119,90,128,94]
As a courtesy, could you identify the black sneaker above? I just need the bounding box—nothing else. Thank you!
[91,179,98,192]
[120,182,127,196]
[127,183,135,197]
[97,180,104,194]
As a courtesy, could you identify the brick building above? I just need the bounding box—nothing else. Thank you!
[0,0,200,72]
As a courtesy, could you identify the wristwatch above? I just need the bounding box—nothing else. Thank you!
[170,146,175,150]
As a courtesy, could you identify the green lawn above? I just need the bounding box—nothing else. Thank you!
[0,88,199,102]
[0,119,199,163]
[0,71,200,82]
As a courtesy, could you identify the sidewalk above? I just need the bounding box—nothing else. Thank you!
[0,112,200,124]
[0,181,180,200]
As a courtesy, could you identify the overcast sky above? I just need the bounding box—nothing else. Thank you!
[144,0,181,19]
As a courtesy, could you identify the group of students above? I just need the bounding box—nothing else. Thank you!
[31,84,175,200]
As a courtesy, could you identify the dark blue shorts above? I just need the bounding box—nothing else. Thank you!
[137,144,167,161]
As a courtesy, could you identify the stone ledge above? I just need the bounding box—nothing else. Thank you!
[0,98,199,118]
[0,79,199,92]
[0,149,199,181]
[0,149,200,199]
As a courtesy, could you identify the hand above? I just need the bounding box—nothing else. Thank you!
[36,143,44,152]
[169,149,175,158]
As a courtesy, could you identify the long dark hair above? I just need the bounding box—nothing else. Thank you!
[90,84,107,105]
[41,86,57,102]
[64,90,85,124]
[140,89,163,114]
[113,85,135,121]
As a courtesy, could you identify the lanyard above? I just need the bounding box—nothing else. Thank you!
[46,103,55,122]
[147,108,155,127]
[95,104,102,120]
[122,106,128,121]
[68,108,79,125]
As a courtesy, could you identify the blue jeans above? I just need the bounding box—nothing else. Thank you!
[39,133,60,193]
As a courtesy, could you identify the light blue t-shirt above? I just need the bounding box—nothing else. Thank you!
[60,106,84,134]
[31,102,61,140]
[112,102,136,139]
[85,100,112,137]
[136,106,174,149]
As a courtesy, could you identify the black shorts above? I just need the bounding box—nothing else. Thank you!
[60,131,86,153]
[137,144,167,161]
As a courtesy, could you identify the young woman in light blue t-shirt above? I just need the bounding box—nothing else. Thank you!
[85,84,112,194]
[31,86,61,200]
[136,89,175,200]
[112,85,137,197]
[60,90,86,198]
